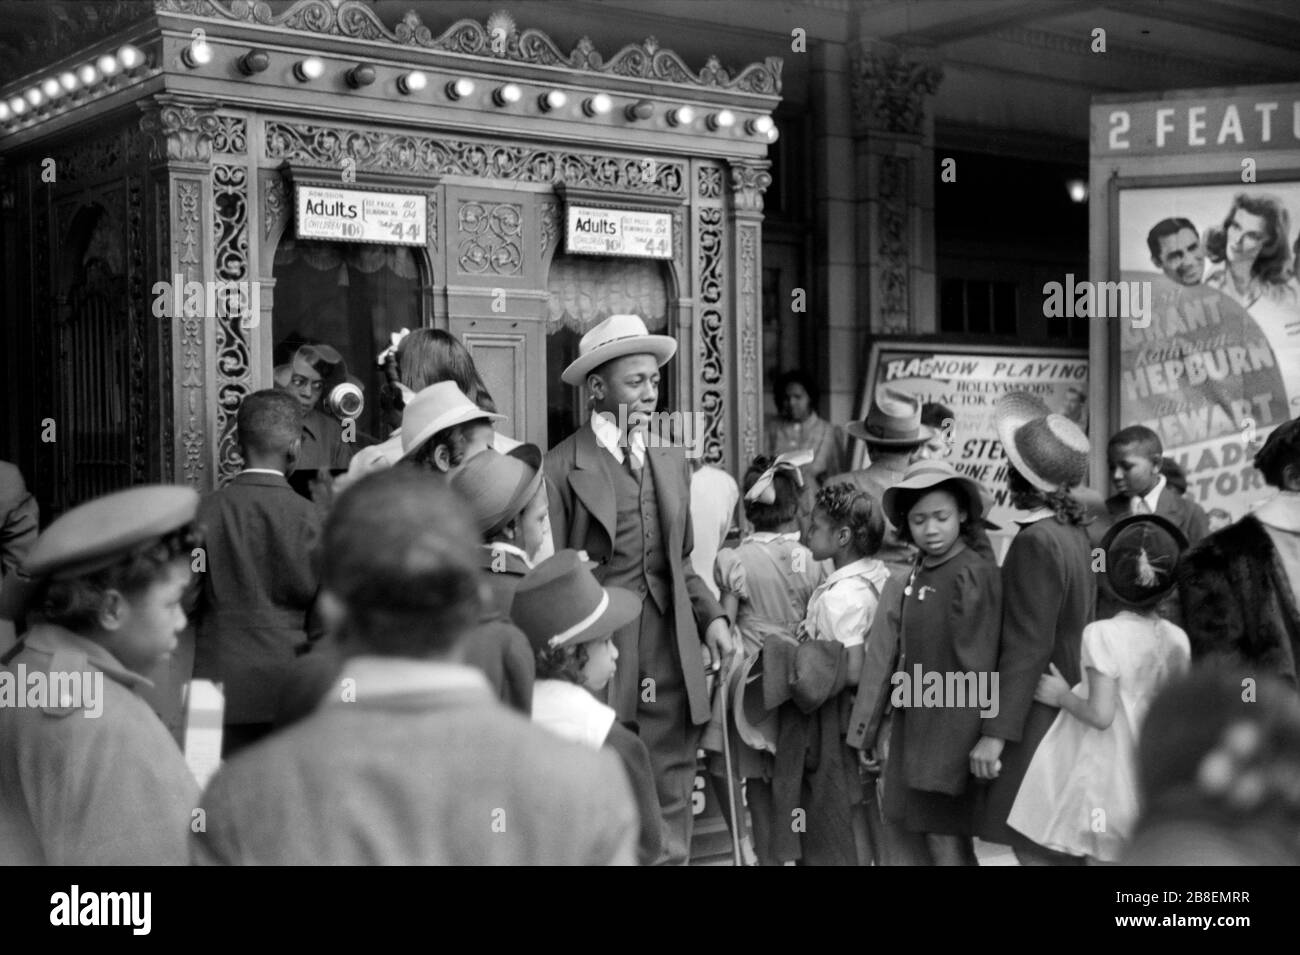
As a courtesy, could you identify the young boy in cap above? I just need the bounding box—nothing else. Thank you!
[192,389,323,756]
[0,486,202,864]
[194,468,637,864]
[513,549,661,865]
[449,447,548,712]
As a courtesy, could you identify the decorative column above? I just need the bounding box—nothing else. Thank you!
[140,96,220,491]
[850,41,943,337]
[728,160,772,473]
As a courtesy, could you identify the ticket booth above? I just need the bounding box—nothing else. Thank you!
[0,0,781,512]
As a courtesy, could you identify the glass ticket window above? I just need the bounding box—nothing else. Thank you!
[271,239,421,443]
[546,254,674,446]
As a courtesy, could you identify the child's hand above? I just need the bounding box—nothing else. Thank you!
[1034,663,1070,707]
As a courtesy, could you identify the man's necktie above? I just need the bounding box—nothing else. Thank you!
[1133,496,1152,515]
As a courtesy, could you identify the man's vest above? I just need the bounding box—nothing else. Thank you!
[597,449,671,614]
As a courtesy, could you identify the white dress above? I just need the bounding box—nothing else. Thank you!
[1007,611,1190,861]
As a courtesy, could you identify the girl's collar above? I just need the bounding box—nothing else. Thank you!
[920,538,967,569]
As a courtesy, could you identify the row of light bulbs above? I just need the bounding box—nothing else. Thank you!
[0,44,146,123]
[183,38,777,140]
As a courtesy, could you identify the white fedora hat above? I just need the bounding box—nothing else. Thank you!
[994,391,1090,493]
[400,380,504,461]
[561,314,677,387]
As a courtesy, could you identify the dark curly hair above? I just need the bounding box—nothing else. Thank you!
[891,480,980,547]
[534,641,592,684]
[1255,418,1300,489]
[1204,193,1294,287]
[774,370,820,415]
[30,523,203,635]
[814,482,884,557]
[1007,465,1086,526]
[741,455,801,531]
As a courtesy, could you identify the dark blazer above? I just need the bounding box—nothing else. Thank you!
[976,515,1096,847]
[193,471,322,724]
[1177,515,1300,687]
[194,681,639,865]
[1105,484,1209,544]
[545,425,725,726]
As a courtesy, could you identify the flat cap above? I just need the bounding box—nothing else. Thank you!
[24,485,199,581]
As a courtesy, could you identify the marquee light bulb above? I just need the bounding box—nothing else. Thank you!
[539,90,567,111]
[493,83,522,106]
[41,77,63,99]
[24,88,43,107]
[708,109,735,131]
[117,44,145,71]
[446,78,474,99]
[397,70,427,94]
[58,71,79,92]
[0,102,10,121]
[667,106,694,126]
[77,64,99,86]
[182,39,212,69]
[583,93,612,116]
[8,96,26,115]
[96,54,120,77]
[294,57,325,81]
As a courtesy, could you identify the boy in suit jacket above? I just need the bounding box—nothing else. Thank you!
[193,467,638,865]
[192,390,323,756]
[545,315,733,865]
[1103,426,1208,623]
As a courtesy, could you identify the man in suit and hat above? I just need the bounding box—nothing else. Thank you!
[0,460,38,654]
[545,313,733,865]
[0,486,201,864]
[194,467,638,865]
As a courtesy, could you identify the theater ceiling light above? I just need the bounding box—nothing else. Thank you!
[1066,178,1088,203]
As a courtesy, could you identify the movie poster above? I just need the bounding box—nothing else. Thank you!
[856,343,1089,564]
[1116,184,1300,526]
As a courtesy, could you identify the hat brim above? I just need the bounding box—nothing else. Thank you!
[400,407,506,461]
[551,586,643,647]
[736,651,778,754]
[844,421,936,446]
[561,335,677,387]
[994,392,1059,493]
[882,471,989,530]
[483,468,546,538]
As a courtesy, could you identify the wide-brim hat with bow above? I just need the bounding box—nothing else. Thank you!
[511,549,642,652]
[882,459,992,531]
[845,385,936,446]
[561,314,677,387]
[1100,513,1188,608]
[994,391,1090,492]
[400,380,505,461]
[450,446,544,538]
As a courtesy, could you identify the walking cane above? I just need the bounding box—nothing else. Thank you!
[715,647,744,866]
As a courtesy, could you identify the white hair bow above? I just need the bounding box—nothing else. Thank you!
[744,449,814,504]
[376,328,411,367]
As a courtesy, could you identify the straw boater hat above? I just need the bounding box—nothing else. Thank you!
[994,391,1090,492]
[1099,513,1188,608]
[882,459,992,530]
[561,314,677,387]
[449,447,544,537]
[511,549,642,652]
[845,385,936,446]
[399,380,504,461]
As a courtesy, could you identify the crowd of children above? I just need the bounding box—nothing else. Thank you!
[3,367,1300,865]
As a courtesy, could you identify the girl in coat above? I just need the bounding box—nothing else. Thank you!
[709,452,825,865]
[1008,514,1191,862]
[876,460,1002,865]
